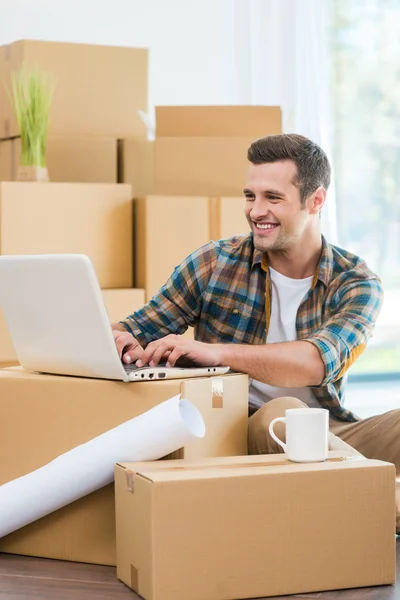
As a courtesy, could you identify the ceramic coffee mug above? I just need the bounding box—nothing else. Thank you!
[268,407,329,462]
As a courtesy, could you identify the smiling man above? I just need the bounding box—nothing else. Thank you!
[113,134,400,522]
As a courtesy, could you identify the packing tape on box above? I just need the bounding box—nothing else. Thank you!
[211,377,223,409]
[0,395,205,539]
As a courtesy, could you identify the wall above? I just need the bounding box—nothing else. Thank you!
[0,0,237,110]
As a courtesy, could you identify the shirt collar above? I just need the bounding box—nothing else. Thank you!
[251,246,264,269]
[252,235,333,289]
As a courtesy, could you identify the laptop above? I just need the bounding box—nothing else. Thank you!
[0,254,230,382]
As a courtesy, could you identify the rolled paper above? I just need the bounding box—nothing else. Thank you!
[0,395,205,538]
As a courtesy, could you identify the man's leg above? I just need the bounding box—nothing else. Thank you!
[329,409,400,465]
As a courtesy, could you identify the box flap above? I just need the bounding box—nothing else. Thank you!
[155,106,282,137]
[117,450,351,472]
[117,451,392,488]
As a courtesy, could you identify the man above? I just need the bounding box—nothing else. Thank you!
[113,134,400,511]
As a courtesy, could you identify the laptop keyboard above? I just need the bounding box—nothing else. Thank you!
[123,362,169,373]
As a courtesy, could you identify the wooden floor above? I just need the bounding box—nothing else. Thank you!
[0,540,399,600]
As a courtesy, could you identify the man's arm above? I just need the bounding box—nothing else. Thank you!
[136,335,323,386]
[305,276,383,386]
[136,275,383,387]
[218,340,324,386]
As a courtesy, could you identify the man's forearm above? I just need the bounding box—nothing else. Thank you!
[218,341,324,387]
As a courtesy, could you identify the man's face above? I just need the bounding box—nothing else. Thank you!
[244,160,312,253]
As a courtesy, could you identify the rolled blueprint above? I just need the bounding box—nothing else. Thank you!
[0,395,205,538]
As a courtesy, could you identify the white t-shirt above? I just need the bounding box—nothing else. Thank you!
[249,267,320,411]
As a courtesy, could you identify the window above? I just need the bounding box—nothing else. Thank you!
[332,0,400,378]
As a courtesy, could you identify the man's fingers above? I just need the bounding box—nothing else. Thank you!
[112,330,144,363]
[122,342,145,364]
[137,338,174,367]
[114,333,132,358]
[137,342,165,367]
[165,347,185,367]
[148,344,171,367]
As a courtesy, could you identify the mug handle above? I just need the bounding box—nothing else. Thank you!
[268,417,287,452]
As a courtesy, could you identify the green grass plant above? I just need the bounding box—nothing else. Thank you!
[8,65,55,167]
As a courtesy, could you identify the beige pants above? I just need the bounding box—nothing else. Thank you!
[248,397,400,531]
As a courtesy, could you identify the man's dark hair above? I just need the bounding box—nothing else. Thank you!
[247,133,331,206]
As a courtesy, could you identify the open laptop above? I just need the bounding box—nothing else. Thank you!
[0,254,230,382]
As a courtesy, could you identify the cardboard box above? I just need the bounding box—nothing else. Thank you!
[115,453,396,600]
[135,195,211,301]
[0,182,133,288]
[209,196,250,240]
[153,106,282,196]
[0,40,148,139]
[118,139,154,198]
[0,138,12,182]
[0,136,118,183]
[120,106,282,197]
[101,288,145,323]
[0,368,249,565]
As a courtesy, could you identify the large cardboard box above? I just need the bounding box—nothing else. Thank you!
[0,136,118,183]
[115,453,396,600]
[0,40,148,139]
[153,106,282,196]
[0,368,249,565]
[102,288,145,323]
[0,182,133,288]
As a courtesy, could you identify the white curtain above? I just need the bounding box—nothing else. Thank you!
[232,0,337,242]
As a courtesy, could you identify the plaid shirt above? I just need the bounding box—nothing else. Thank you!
[122,234,383,422]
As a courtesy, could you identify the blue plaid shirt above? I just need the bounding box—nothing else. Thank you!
[122,234,383,422]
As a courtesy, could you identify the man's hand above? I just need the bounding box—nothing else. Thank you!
[112,329,144,364]
[136,334,223,368]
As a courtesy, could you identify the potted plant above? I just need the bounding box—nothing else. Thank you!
[9,65,55,182]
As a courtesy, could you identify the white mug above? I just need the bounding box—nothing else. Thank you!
[268,408,329,463]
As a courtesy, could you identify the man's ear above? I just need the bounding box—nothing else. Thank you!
[309,186,326,215]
